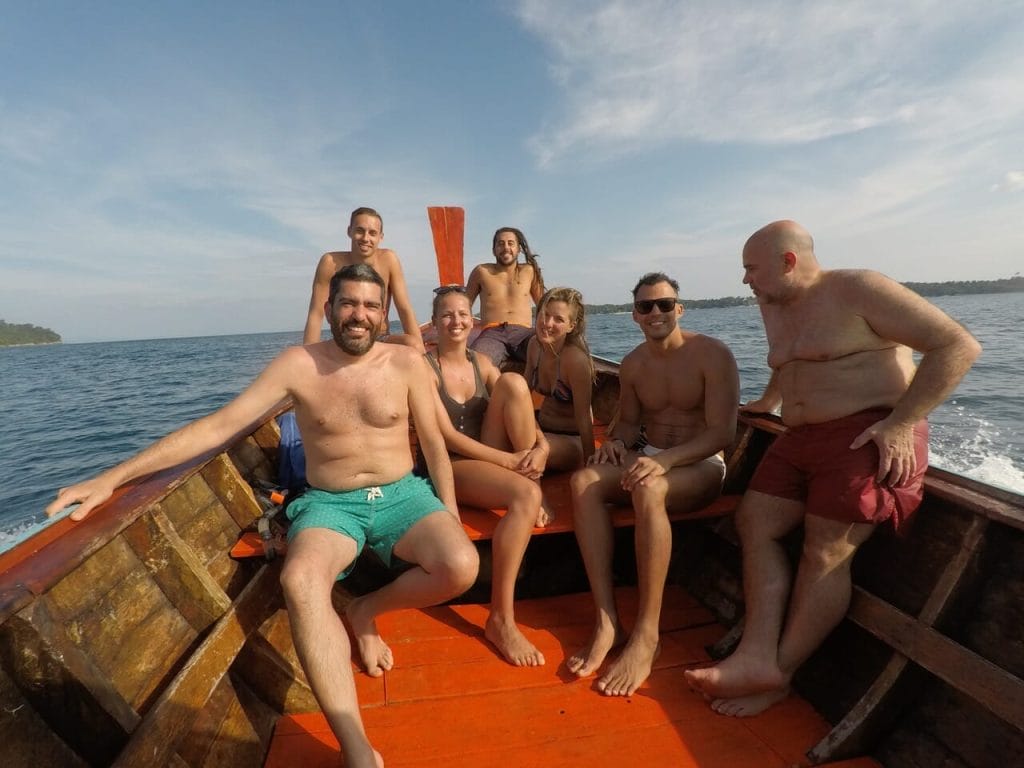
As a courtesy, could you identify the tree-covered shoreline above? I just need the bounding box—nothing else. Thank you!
[0,320,61,347]
[586,275,1023,313]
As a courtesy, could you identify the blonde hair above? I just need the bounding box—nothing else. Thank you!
[537,286,595,381]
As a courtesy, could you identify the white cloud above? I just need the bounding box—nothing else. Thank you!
[516,0,1023,164]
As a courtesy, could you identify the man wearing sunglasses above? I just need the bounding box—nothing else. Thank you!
[567,272,740,697]
[466,227,546,368]
[685,220,980,717]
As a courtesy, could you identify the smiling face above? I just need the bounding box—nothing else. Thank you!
[493,229,521,267]
[536,299,576,345]
[347,213,383,259]
[432,291,474,348]
[632,281,682,341]
[327,279,384,356]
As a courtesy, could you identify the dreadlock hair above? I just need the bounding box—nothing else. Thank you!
[493,227,545,297]
[537,286,595,382]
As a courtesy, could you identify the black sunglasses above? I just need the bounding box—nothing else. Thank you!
[433,284,467,295]
[633,298,679,314]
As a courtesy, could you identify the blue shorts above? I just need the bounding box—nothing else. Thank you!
[285,473,446,579]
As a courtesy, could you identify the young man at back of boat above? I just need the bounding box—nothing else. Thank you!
[568,272,740,697]
[48,264,479,768]
[465,226,545,367]
[685,220,980,717]
[303,206,424,350]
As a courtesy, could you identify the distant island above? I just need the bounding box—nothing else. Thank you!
[586,275,1023,313]
[0,319,62,347]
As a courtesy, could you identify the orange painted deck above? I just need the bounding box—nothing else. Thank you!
[264,586,881,767]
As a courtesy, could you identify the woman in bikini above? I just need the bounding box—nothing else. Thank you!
[524,287,596,469]
[424,286,552,667]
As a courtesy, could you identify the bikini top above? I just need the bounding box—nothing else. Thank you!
[531,352,574,405]
[425,350,490,440]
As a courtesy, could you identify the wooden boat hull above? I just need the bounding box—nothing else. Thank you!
[1,387,1021,766]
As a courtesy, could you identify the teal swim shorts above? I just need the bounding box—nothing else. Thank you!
[285,473,446,580]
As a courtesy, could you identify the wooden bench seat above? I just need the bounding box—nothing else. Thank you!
[232,472,741,556]
[461,470,741,541]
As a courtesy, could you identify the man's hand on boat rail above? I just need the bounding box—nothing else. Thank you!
[46,475,118,521]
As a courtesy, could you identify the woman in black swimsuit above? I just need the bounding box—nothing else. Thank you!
[425,286,552,667]
[524,287,596,468]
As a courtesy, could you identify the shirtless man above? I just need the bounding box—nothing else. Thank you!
[685,220,980,717]
[303,206,424,350]
[48,264,479,768]
[466,227,545,367]
[567,272,739,696]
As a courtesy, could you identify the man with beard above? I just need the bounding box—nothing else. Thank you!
[567,272,739,697]
[684,220,980,718]
[466,226,546,367]
[48,264,479,768]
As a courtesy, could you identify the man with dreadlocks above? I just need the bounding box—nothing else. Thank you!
[466,227,546,368]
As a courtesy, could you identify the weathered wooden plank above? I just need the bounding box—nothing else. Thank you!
[111,562,282,768]
[808,516,990,764]
[43,536,140,623]
[200,452,263,530]
[122,508,232,633]
[236,617,318,713]
[174,671,277,768]
[161,478,241,575]
[847,587,1024,732]
[0,664,89,768]
[228,436,275,485]
[0,597,139,765]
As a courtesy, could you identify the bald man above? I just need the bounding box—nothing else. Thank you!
[685,220,980,717]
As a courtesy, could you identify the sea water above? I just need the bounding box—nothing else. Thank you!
[2,293,1020,553]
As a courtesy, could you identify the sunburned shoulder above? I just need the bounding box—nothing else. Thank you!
[818,269,913,308]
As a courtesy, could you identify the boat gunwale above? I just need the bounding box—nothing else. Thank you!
[0,400,291,624]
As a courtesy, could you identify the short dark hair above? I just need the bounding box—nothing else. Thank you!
[631,272,679,298]
[328,263,386,305]
[349,206,383,230]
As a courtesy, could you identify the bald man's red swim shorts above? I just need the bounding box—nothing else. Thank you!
[748,408,928,531]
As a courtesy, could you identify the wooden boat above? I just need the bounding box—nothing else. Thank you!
[1,208,1021,767]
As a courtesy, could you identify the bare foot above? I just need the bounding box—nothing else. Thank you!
[341,743,385,768]
[596,636,661,697]
[345,597,394,677]
[683,653,785,699]
[711,686,790,717]
[566,621,625,678]
[485,614,545,666]
[535,500,555,528]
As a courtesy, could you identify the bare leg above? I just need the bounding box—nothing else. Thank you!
[599,461,723,697]
[482,373,555,526]
[346,510,478,676]
[281,529,383,768]
[567,463,629,677]
[452,460,545,666]
[545,433,585,472]
[711,515,876,717]
[684,491,804,699]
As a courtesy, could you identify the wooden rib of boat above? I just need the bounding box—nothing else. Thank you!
[1,210,1021,767]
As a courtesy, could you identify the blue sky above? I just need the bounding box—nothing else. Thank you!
[3,1,1022,342]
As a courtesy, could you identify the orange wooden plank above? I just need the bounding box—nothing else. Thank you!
[266,588,849,768]
[460,483,741,541]
[269,669,803,767]
[427,206,465,286]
